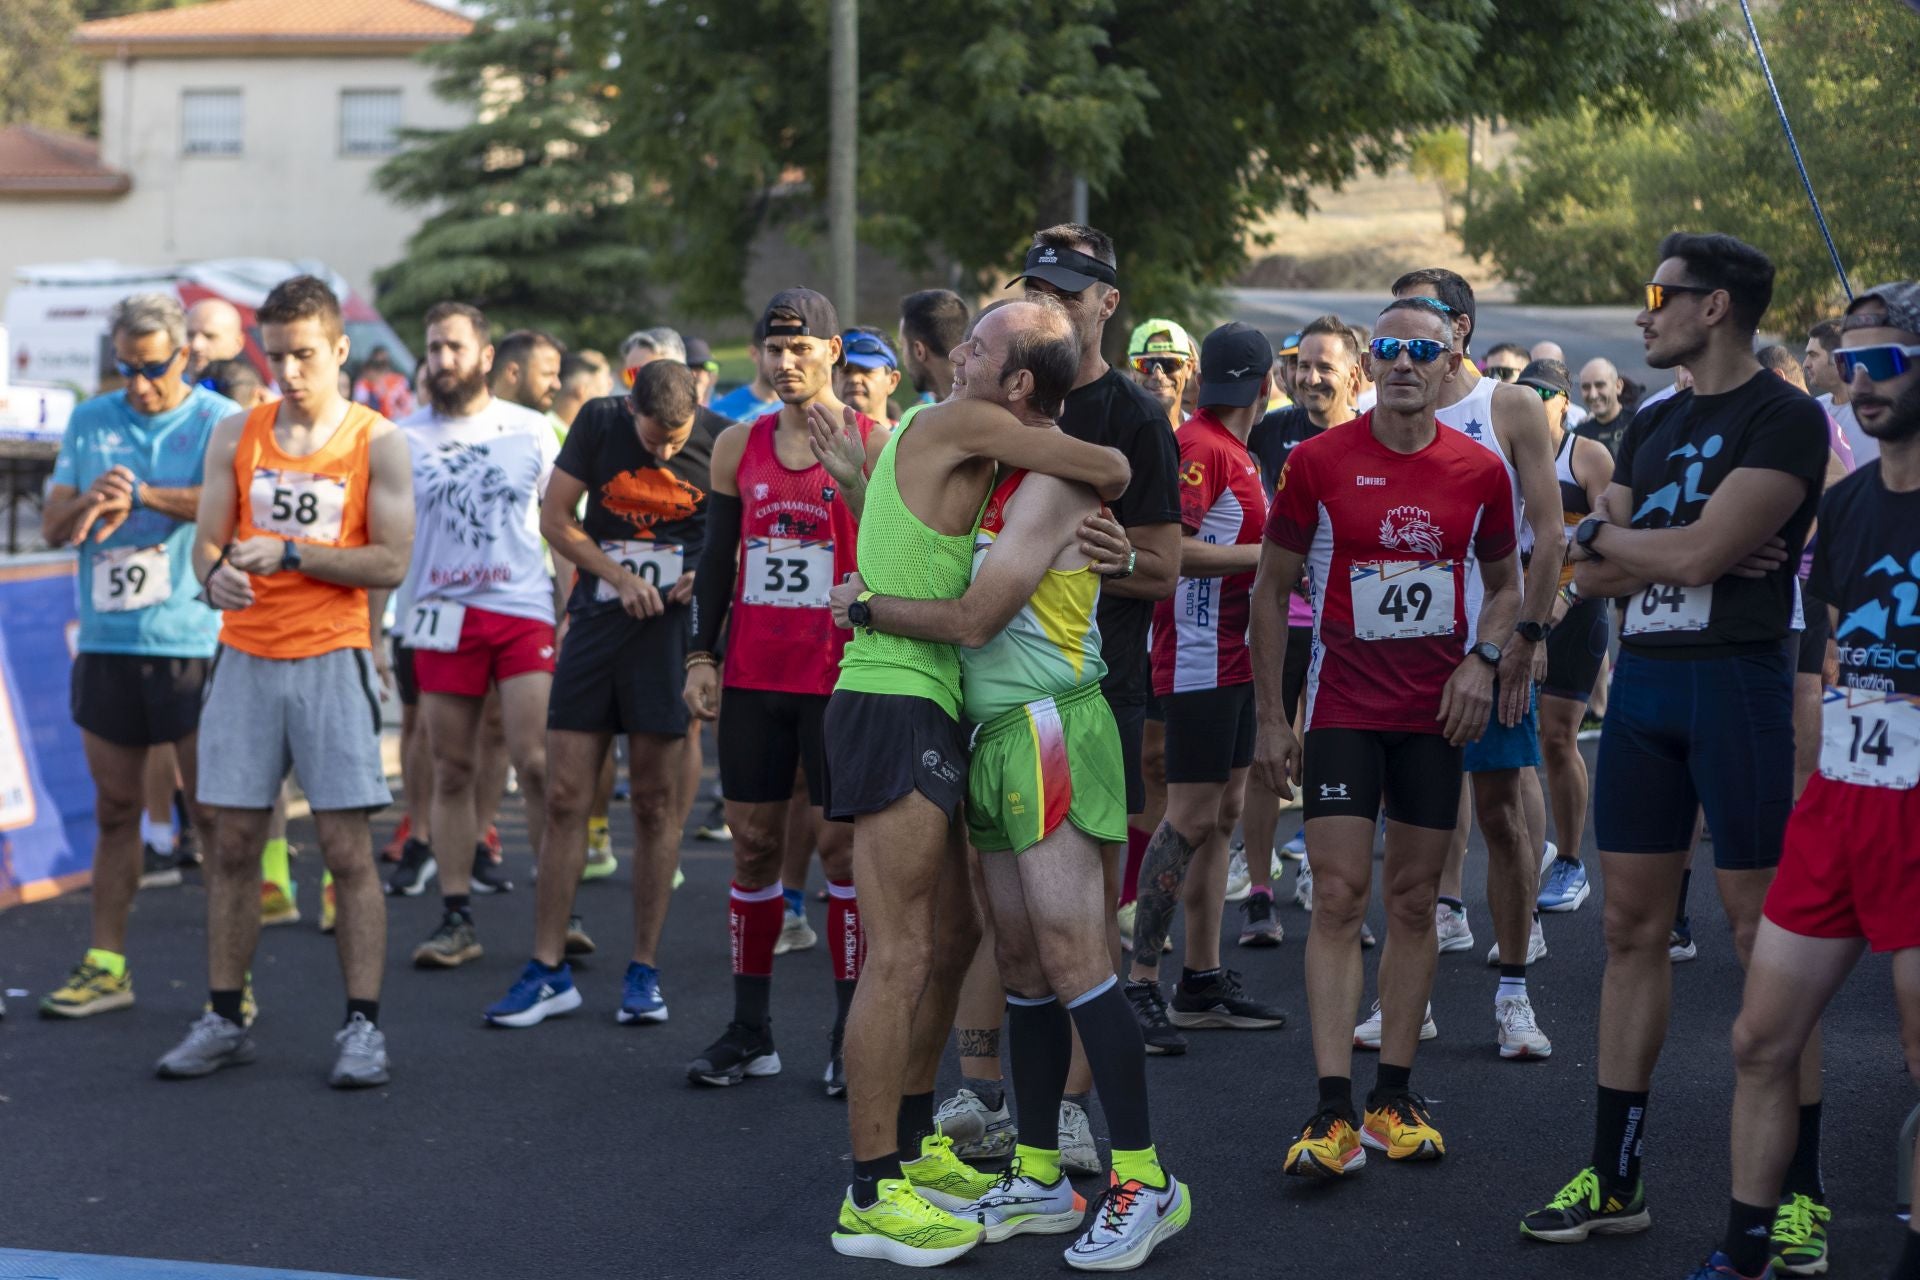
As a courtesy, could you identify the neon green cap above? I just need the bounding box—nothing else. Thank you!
[1127,318,1196,361]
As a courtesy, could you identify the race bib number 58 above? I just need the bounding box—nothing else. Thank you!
[1819,687,1920,790]
[1349,560,1456,641]
[249,469,347,542]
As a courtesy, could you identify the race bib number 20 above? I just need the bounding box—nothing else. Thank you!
[1349,560,1456,641]
[249,469,347,543]
[1819,687,1920,790]
[596,540,685,604]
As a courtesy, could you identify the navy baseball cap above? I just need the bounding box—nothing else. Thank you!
[1197,322,1275,408]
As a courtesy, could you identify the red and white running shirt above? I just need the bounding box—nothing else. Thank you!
[1151,410,1268,695]
[1263,413,1518,734]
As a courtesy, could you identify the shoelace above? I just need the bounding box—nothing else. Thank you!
[1501,999,1540,1035]
[1092,1180,1142,1235]
[1772,1195,1826,1243]
[1128,985,1173,1028]
[1546,1167,1602,1212]
[1301,1109,1350,1142]
[1377,1091,1435,1130]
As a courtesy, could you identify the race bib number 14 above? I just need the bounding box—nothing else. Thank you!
[1349,560,1456,641]
[1819,687,1920,790]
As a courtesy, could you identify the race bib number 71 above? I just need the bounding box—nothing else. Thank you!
[1349,560,1457,641]
[1819,687,1920,790]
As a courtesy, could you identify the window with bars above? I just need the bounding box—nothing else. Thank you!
[340,89,403,156]
[181,89,243,156]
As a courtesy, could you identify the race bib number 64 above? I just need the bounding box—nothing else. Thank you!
[1623,582,1712,636]
[1819,687,1920,790]
[1349,560,1456,641]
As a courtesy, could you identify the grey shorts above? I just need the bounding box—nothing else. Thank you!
[197,646,393,812]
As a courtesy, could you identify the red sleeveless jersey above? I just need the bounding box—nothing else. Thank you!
[723,410,876,696]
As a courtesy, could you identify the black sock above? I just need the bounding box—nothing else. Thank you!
[1370,1061,1412,1107]
[1006,996,1072,1151]
[1896,1228,1920,1280]
[1721,1198,1775,1276]
[833,978,857,1037]
[1179,966,1221,991]
[851,1153,903,1208]
[1500,963,1526,980]
[1593,1086,1650,1192]
[732,974,771,1030]
[1317,1075,1354,1123]
[1066,980,1154,1150]
[1783,1101,1824,1200]
[443,893,470,918]
[345,998,379,1027]
[1438,895,1464,914]
[209,989,245,1026]
[897,1091,936,1155]
[969,1079,1006,1112]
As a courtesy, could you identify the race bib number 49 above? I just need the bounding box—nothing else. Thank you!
[1623,582,1711,636]
[249,469,347,542]
[741,537,833,608]
[596,540,685,604]
[1349,560,1456,641]
[91,544,171,613]
[1819,687,1920,790]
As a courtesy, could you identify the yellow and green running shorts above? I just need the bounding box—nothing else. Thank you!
[967,682,1128,854]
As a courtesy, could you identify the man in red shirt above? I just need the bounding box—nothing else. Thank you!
[1251,297,1522,1179]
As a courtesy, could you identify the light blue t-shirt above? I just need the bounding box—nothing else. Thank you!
[709,384,780,424]
[51,386,239,657]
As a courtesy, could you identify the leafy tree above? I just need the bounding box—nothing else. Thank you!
[1,0,203,133]
[1409,129,1469,232]
[1463,1,1920,331]
[373,0,652,353]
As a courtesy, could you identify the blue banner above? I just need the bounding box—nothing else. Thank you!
[0,554,92,909]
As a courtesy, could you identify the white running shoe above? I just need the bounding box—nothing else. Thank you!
[965,1164,1086,1243]
[1436,903,1475,953]
[1059,1099,1101,1176]
[1496,993,1552,1059]
[1538,840,1559,880]
[1281,827,1307,859]
[1669,928,1698,963]
[1486,915,1549,966]
[936,1086,1017,1160]
[1223,840,1251,902]
[773,910,818,956]
[1353,998,1438,1051]
[1292,859,1314,911]
[1064,1171,1190,1272]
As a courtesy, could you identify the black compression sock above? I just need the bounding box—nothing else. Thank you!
[1593,1086,1650,1192]
[1318,1075,1355,1123]
[1783,1101,1825,1200]
[1721,1198,1775,1277]
[897,1091,936,1154]
[1066,979,1154,1150]
[209,989,245,1026]
[345,998,379,1027]
[833,977,857,1033]
[1006,996,1071,1152]
[852,1153,903,1208]
[732,975,771,1030]
[1369,1061,1412,1107]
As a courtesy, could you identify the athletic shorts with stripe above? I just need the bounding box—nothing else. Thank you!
[196,646,392,812]
[966,683,1128,854]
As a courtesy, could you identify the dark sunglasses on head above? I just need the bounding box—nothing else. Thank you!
[1642,281,1717,312]
[1130,355,1185,377]
[116,348,184,383]
[1833,343,1920,383]
[1531,385,1563,402]
[1486,365,1521,382]
[1369,337,1448,364]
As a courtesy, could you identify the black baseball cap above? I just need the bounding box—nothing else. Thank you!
[683,336,719,373]
[1197,322,1275,408]
[1515,357,1571,398]
[759,288,841,343]
[1006,242,1118,293]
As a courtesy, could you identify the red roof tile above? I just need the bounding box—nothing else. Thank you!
[77,0,472,48]
[0,125,129,196]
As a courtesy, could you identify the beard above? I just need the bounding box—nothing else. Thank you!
[1860,378,1920,444]
[428,363,488,414]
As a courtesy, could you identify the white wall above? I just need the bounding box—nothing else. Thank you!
[0,52,467,303]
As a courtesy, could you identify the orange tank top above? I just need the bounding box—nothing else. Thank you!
[219,400,377,659]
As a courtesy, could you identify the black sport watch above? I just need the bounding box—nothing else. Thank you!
[280,540,302,573]
[1575,514,1608,559]
[1514,620,1551,644]
[1469,641,1502,667]
[846,590,875,633]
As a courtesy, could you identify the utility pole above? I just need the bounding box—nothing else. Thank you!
[828,0,858,325]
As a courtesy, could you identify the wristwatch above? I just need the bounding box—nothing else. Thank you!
[280,540,302,573]
[1112,548,1137,580]
[1575,514,1608,559]
[846,590,876,633]
[1469,641,1502,667]
[1514,620,1551,644]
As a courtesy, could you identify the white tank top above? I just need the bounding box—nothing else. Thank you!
[1434,372,1526,647]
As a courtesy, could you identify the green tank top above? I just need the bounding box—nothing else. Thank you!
[834,403,981,718]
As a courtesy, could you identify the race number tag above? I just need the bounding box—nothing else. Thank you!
[249,469,347,543]
[740,538,833,608]
[90,544,171,613]
[402,600,466,653]
[1622,582,1711,636]
[1349,561,1456,641]
[596,540,685,604]
[1819,687,1920,790]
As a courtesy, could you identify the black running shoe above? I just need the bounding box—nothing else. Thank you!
[1169,968,1287,1029]
[687,1021,781,1086]
[1124,980,1188,1056]
[471,844,514,895]
[173,827,202,870]
[140,844,182,889]
[386,837,436,897]
[824,1025,846,1099]
[1520,1167,1651,1242]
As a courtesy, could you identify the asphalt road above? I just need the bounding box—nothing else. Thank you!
[0,751,1911,1280]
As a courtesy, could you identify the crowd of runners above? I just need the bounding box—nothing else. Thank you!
[8,221,1919,1279]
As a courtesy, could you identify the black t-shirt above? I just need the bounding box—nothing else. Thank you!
[1248,406,1323,501]
[695,405,730,444]
[1577,409,1629,460]
[556,395,712,616]
[1059,367,1181,706]
[1612,370,1828,657]
[1809,464,1920,699]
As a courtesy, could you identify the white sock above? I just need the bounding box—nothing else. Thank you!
[1496,975,1527,1005]
[142,814,174,854]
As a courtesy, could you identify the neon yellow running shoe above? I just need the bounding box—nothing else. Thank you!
[902,1133,1002,1212]
[1771,1192,1831,1276]
[40,958,133,1018]
[673,864,686,891]
[261,880,300,927]
[319,877,337,934]
[582,822,617,881]
[830,1178,980,1266]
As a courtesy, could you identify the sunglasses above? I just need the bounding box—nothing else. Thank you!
[1369,337,1448,364]
[844,334,897,367]
[116,348,184,383]
[1531,385,1563,402]
[1130,355,1185,377]
[1642,282,1717,312]
[1833,343,1920,383]
[1486,365,1521,382]
[1406,296,1456,317]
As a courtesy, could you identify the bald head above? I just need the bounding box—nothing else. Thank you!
[954,296,1079,419]
[186,299,246,377]
[1530,340,1566,363]
[1579,357,1624,422]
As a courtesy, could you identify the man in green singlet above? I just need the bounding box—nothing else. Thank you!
[810,298,1130,1266]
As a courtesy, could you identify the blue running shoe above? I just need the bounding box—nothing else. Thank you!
[1281,828,1307,858]
[1538,858,1591,913]
[485,960,583,1028]
[618,961,669,1024]
[1684,1251,1778,1279]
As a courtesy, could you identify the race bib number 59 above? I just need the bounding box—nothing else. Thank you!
[249,469,347,542]
[1819,687,1920,790]
[741,537,832,608]
[91,544,171,613]
[1349,560,1456,641]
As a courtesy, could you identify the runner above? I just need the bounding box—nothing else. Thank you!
[159,274,413,1087]
[185,299,247,382]
[1126,317,1196,433]
[827,301,1186,1268]
[1252,297,1521,1179]
[1526,358,1613,915]
[1805,318,1873,466]
[676,289,882,1090]
[897,289,970,402]
[1481,343,1531,384]
[711,323,782,423]
[552,351,614,430]
[1391,267,1562,1061]
[835,327,902,423]
[1522,233,1830,1245]
[387,304,560,970]
[818,296,1129,1266]
[1684,281,1920,1280]
[490,328,565,417]
[38,293,238,1018]
[1123,322,1289,1042]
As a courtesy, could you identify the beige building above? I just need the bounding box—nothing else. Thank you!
[0,0,473,301]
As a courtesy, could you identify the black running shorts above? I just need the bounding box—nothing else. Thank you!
[71,652,208,748]
[821,690,968,822]
[719,686,828,806]
[1302,727,1462,831]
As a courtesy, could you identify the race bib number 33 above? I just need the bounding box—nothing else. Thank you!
[249,469,347,543]
[741,538,833,608]
[596,541,685,604]
[1349,560,1456,641]
[1819,687,1920,790]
